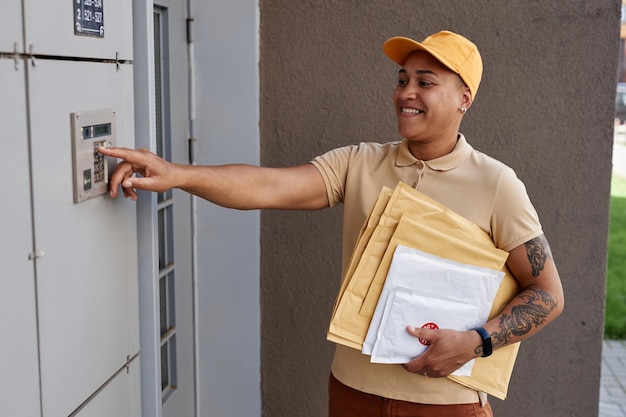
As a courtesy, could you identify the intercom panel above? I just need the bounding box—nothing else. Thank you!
[71,109,116,203]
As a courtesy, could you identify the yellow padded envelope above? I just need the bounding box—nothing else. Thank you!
[327,187,394,348]
[327,182,521,400]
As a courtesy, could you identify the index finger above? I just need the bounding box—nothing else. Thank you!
[98,146,143,161]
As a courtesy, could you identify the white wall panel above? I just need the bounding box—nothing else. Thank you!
[0,0,23,52]
[23,0,132,60]
[74,359,141,417]
[27,59,139,417]
[0,58,42,417]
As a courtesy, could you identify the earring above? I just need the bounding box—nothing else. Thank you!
[460,107,467,115]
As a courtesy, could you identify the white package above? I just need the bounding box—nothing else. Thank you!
[364,245,505,375]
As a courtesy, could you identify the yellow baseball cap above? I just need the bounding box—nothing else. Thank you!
[383,31,483,97]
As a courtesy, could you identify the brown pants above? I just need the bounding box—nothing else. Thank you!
[328,373,493,417]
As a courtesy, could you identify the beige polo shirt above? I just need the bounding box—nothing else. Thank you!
[310,134,542,404]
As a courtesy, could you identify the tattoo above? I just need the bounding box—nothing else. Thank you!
[491,288,558,348]
[524,235,553,277]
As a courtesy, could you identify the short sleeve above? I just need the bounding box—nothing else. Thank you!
[490,167,543,252]
[310,145,358,207]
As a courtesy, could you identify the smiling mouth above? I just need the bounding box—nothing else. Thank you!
[401,107,423,115]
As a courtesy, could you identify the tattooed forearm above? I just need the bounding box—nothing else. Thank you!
[524,235,553,277]
[491,288,558,348]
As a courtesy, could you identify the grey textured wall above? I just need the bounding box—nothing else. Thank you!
[260,1,621,416]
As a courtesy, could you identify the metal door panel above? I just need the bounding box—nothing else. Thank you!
[0,0,23,53]
[23,0,132,60]
[0,58,42,417]
[28,59,139,417]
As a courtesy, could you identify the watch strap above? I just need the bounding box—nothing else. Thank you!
[472,326,493,357]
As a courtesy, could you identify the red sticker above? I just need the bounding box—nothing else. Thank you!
[419,322,439,345]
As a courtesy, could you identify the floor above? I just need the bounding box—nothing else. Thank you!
[600,340,626,417]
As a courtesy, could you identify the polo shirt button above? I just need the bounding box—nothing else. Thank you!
[411,182,417,188]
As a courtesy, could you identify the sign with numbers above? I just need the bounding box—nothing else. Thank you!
[74,0,104,37]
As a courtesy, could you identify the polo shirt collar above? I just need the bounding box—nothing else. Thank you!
[396,134,473,171]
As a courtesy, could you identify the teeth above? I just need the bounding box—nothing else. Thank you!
[402,107,422,114]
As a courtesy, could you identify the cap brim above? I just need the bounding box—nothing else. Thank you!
[383,37,426,66]
[383,36,457,76]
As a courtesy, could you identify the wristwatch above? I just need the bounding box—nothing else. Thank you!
[472,327,492,357]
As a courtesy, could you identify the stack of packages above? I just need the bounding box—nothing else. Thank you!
[327,182,520,400]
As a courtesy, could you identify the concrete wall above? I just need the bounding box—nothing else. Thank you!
[260,1,620,416]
